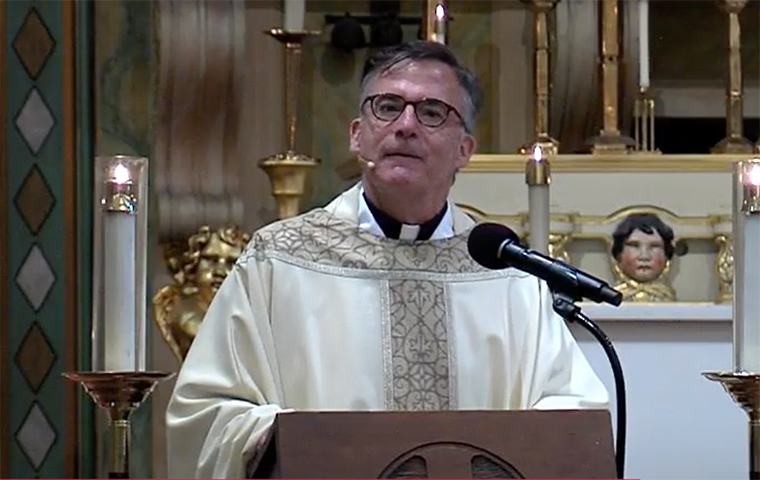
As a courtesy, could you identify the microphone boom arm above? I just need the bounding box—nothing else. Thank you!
[551,289,627,480]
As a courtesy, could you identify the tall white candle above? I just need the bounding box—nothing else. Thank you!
[639,0,650,88]
[527,145,551,255]
[103,213,137,371]
[101,163,137,372]
[733,160,760,372]
[284,0,305,31]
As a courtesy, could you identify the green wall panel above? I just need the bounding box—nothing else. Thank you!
[1,0,95,477]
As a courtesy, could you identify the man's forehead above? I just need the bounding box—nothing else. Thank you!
[378,58,451,74]
[371,59,458,87]
[367,60,462,104]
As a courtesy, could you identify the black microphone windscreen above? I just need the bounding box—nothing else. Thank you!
[467,222,521,270]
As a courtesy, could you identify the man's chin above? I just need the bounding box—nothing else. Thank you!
[373,167,424,187]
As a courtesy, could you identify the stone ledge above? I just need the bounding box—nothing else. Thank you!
[577,302,732,322]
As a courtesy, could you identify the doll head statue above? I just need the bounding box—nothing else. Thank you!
[610,212,679,302]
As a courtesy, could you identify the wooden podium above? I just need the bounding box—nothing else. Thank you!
[247,409,617,479]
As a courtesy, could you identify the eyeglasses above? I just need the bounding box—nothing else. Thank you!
[362,93,465,130]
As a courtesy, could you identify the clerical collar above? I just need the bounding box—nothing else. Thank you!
[359,191,450,241]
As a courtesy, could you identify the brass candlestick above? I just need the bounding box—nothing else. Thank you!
[591,0,634,154]
[520,0,560,156]
[63,371,174,479]
[712,0,753,154]
[259,29,320,220]
[703,372,760,479]
[634,86,658,153]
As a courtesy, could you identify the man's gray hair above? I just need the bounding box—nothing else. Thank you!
[359,41,483,134]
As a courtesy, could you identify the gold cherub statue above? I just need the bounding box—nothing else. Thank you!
[153,225,251,361]
[610,212,679,303]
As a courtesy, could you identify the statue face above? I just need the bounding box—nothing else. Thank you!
[196,235,244,291]
[618,229,667,282]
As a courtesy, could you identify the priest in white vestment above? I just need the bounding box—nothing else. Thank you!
[165,41,608,479]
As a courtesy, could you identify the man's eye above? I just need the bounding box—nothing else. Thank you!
[379,103,401,112]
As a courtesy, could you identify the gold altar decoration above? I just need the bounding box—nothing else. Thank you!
[711,215,734,304]
[714,234,734,303]
[548,232,572,264]
[634,87,657,153]
[153,225,251,361]
[259,28,321,220]
[521,0,560,156]
[633,0,656,154]
[712,0,753,154]
[611,261,675,303]
[591,0,634,154]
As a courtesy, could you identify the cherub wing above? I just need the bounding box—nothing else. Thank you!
[152,284,184,361]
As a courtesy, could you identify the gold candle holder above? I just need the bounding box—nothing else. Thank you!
[63,372,174,478]
[703,372,760,479]
[633,86,658,153]
[520,0,560,156]
[423,0,448,44]
[591,0,634,154]
[259,29,320,220]
[712,0,753,154]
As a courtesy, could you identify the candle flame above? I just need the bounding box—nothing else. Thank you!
[112,164,131,184]
[435,4,445,20]
[532,145,543,162]
[747,164,760,186]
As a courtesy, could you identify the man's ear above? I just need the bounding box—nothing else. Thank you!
[349,118,361,152]
[456,133,476,169]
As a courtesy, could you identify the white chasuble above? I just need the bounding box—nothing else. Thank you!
[166,184,609,479]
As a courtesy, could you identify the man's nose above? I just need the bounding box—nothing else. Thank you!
[393,105,420,135]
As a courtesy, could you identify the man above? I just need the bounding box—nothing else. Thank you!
[165,41,608,479]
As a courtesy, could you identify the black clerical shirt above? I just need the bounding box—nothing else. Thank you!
[362,192,448,241]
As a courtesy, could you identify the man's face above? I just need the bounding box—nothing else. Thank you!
[618,229,668,282]
[349,59,476,196]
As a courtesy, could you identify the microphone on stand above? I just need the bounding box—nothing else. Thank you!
[467,223,622,306]
[467,222,628,480]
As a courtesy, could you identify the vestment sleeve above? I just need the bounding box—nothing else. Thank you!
[166,254,283,479]
[526,280,611,410]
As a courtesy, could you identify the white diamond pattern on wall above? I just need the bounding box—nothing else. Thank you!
[15,244,56,312]
[14,87,55,155]
[15,402,57,470]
